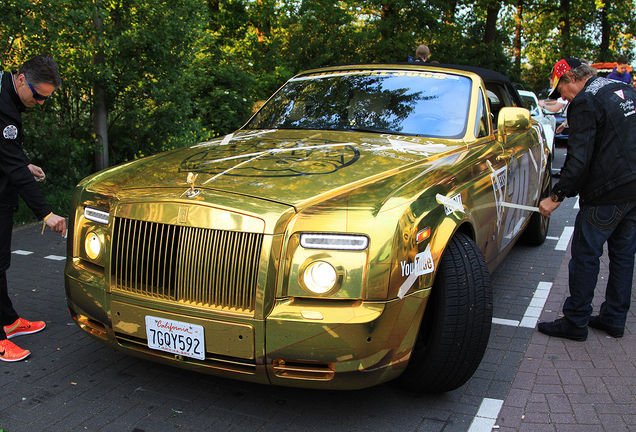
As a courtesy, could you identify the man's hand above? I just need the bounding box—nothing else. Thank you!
[28,164,46,181]
[539,198,561,217]
[45,214,67,237]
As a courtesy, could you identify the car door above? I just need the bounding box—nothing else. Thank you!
[488,82,542,252]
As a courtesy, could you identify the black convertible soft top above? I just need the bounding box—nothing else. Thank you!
[308,62,513,85]
[415,63,512,84]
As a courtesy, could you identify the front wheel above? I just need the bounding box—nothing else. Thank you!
[393,232,493,393]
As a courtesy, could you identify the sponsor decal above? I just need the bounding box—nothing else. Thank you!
[615,89,626,100]
[2,125,18,140]
[181,138,360,178]
[488,160,508,227]
[398,244,435,299]
[436,192,464,215]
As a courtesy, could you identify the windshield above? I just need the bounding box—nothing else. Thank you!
[245,70,472,139]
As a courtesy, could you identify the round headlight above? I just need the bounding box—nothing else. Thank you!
[303,261,337,294]
[85,232,102,260]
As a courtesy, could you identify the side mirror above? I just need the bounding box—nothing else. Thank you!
[497,107,531,144]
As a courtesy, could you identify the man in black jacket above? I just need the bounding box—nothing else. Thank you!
[538,58,636,341]
[0,55,67,362]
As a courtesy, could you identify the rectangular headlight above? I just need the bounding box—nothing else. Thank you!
[84,207,110,225]
[300,233,369,251]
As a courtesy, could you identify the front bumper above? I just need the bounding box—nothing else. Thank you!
[66,259,429,389]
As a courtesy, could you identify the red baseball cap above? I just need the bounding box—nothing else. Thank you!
[549,58,582,99]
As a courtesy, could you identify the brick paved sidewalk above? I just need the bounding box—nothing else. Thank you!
[497,243,636,431]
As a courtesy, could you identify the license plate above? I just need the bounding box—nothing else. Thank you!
[145,316,205,360]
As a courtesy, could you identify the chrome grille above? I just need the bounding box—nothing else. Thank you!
[111,217,262,314]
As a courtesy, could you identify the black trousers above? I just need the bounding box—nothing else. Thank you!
[0,210,19,340]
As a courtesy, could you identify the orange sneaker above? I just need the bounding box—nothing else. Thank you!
[3,318,46,339]
[0,339,30,362]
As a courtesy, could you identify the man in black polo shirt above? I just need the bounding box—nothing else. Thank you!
[0,55,67,362]
[538,58,636,341]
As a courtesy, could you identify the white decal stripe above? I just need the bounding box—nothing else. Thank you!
[528,147,538,173]
[220,132,235,146]
[499,202,540,212]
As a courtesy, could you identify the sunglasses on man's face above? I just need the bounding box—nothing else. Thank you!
[26,78,52,101]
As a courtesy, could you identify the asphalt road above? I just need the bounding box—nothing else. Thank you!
[0,143,581,432]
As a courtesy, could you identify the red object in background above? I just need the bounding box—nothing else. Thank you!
[590,62,633,73]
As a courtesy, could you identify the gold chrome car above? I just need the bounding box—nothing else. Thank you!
[65,63,551,393]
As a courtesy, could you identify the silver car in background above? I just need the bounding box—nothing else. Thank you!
[519,90,556,156]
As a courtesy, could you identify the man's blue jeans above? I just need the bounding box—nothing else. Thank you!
[564,202,636,329]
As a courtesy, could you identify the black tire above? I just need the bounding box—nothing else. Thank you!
[520,160,551,246]
[394,232,493,393]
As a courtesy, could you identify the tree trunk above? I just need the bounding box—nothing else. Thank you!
[484,2,501,45]
[559,0,571,56]
[514,0,523,75]
[599,0,610,61]
[93,0,109,171]
[93,85,108,171]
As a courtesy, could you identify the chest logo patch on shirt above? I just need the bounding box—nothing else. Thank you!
[615,89,625,100]
[3,125,18,140]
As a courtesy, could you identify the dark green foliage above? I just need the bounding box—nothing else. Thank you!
[2,0,635,223]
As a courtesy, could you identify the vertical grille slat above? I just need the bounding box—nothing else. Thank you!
[111,217,263,314]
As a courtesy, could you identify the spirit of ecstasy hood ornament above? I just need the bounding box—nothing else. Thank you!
[181,172,200,198]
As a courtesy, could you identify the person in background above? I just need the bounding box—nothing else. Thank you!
[414,45,430,63]
[606,56,632,84]
[0,55,67,362]
[537,58,636,341]
[539,97,567,113]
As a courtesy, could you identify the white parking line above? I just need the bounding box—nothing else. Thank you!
[555,226,574,250]
[492,317,520,326]
[44,255,65,261]
[11,250,65,261]
[468,398,504,432]
[493,281,553,329]
[520,281,552,328]
[11,250,33,255]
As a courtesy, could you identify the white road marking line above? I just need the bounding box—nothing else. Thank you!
[12,250,33,255]
[493,281,553,329]
[520,281,552,328]
[44,255,65,261]
[492,317,520,327]
[468,398,504,432]
[574,196,580,209]
[546,236,559,241]
[555,226,574,251]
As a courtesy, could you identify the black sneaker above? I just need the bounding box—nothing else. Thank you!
[538,317,588,341]
[588,316,624,338]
